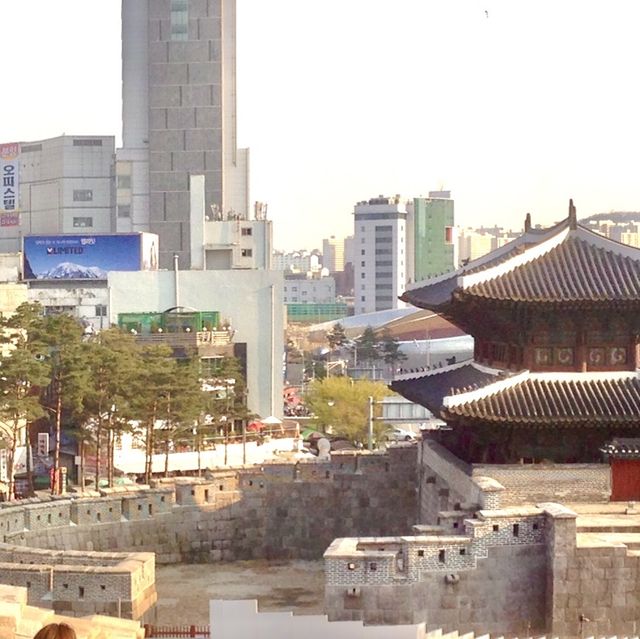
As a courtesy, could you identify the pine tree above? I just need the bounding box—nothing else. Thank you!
[327,322,347,350]
[355,326,381,368]
[0,304,51,499]
[83,328,140,489]
[40,314,89,494]
[379,329,407,374]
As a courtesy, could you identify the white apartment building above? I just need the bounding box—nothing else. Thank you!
[272,250,321,273]
[0,136,116,253]
[283,275,335,304]
[353,195,408,315]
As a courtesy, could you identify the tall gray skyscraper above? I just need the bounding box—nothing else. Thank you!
[119,0,249,268]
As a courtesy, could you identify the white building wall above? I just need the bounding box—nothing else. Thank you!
[283,277,335,303]
[26,283,109,332]
[108,269,284,419]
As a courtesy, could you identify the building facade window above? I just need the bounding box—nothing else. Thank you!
[170,0,189,40]
[118,205,131,218]
[95,304,107,317]
[73,189,93,202]
[241,248,253,257]
[73,217,93,228]
[241,227,253,236]
[117,175,132,189]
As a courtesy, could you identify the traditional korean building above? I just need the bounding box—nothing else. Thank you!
[392,201,640,463]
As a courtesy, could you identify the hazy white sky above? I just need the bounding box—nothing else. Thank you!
[2,1,640,250]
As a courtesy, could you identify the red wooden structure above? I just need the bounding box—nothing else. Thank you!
[604,440,640,501]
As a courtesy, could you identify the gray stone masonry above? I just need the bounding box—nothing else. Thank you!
[324,504,557,635]
[0,450,416,620]
[472,463,610,506]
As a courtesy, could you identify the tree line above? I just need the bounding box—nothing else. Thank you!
[0,303,248,499]
[327,323,407,370]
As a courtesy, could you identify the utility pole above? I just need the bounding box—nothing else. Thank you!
[367,396,374,451]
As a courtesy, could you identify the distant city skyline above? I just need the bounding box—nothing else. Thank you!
[2,1,640,251]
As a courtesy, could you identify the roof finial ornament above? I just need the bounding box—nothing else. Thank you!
[568,198,577,230]
[524,212,531,232]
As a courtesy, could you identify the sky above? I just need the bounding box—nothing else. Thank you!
[2,1,640,250]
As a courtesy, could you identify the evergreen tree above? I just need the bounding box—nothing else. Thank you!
[155,359,207,477]
[327,322,347,350]
[379,329,408,373]
[0,304,51,499]
[355,326,381,368]
[83,328,140,489]
[130,344,176,484]
[39,313,89,495]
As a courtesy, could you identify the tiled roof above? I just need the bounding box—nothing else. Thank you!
[463,236,640,303]
[602,438,640,458]
[402,214,640,310]
[389,361,502,415]
[444,374,640,426]
[392,364,640,427]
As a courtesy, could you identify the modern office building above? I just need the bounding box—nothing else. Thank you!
[0,136,116,254]
[119,0,249,268]
[353,195,408,315]
[408,191,456,283]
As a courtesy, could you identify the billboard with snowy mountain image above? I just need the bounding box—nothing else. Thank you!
[23,234,159,280]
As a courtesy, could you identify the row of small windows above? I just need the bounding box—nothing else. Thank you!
[73,139,103,147]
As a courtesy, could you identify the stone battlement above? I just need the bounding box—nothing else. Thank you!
[0,448,417,621]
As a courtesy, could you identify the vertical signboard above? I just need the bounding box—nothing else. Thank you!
[0,143,19,227]
[37,433,49,457]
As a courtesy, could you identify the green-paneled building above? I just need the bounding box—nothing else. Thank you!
[411,192,456,282]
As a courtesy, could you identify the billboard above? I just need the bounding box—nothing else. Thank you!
[0,142,20,226]
[23,233,159,280]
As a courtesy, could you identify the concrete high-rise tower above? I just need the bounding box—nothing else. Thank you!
[119,0,249,268]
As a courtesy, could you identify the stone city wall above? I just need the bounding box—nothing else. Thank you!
[0,448,417,619]
[418,441,504,524]
[543,502,640,638]
[325,505,553,635]
[0,583,144,639]
[0,540,155,621]
[471,463,610,506]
